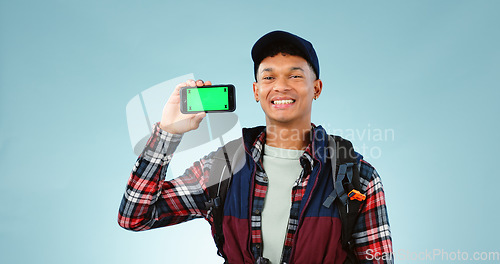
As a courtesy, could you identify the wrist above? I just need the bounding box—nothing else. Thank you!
[159,122,182,135]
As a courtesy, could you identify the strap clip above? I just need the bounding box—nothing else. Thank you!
[205,197,221,210]
[348,189,366,201]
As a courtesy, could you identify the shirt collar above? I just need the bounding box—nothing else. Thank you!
[250,126,316,172]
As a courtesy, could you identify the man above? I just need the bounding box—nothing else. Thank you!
[118,30,393,263]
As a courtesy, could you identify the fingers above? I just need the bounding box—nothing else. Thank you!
[181,79,212,88]
[173,79,211,96]
[170,79,212,105]
[174,81,187,94]
[195,79,212,87]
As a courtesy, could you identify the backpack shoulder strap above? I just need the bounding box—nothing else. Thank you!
[322,135,363,208]
[205,137,245,260]
[323,135,366,264]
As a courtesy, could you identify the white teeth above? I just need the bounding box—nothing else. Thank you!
[273,99,294,105]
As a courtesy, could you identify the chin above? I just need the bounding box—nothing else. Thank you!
[266,115,296,125]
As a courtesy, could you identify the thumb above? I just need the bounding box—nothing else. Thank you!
[190,112,206,129]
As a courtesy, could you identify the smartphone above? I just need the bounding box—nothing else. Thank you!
[180,84,236,114]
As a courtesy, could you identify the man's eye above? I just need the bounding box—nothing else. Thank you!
[291,75,303,79]
[263,76,274,80]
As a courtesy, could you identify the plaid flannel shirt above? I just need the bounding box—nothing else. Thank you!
[118,122,393,263]
[249,130,315,262]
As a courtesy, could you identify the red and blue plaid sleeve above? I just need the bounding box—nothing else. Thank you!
[352,161,394,263]
[118,122,213,231]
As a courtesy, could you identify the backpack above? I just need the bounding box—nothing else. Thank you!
[204,135,367,264]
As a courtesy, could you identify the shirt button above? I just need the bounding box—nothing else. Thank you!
[256,244,261,249]
[263,176,268,182]
[254,209,261,215]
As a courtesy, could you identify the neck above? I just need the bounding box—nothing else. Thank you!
[265,121,312,150]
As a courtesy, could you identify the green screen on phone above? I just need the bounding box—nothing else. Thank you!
[186,87,229,112]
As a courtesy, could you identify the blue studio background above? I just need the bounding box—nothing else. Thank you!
[1,0,499,263]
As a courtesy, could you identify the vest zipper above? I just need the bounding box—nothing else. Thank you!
[288,159,322,261]
[247,152,258,263]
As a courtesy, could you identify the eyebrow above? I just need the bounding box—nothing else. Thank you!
[260,67,305,74]
[261,68,273,74]
[290,67,305,72]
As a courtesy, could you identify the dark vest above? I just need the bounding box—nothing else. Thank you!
[218,126,348,264]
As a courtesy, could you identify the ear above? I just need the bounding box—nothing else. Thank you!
[253,82,260,101]
[313,79,323,99]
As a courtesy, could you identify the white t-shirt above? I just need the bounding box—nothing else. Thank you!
[261,144,304,263]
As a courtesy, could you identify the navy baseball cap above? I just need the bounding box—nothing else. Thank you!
[251,30,320,80]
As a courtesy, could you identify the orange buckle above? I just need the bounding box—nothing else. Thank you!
[348,189,366,201]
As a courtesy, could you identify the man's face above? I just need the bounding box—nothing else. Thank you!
[253,53,322,127]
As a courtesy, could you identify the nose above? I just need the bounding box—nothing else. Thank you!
[273,77,290,92]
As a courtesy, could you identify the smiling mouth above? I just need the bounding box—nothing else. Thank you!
[272,99,295,105]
